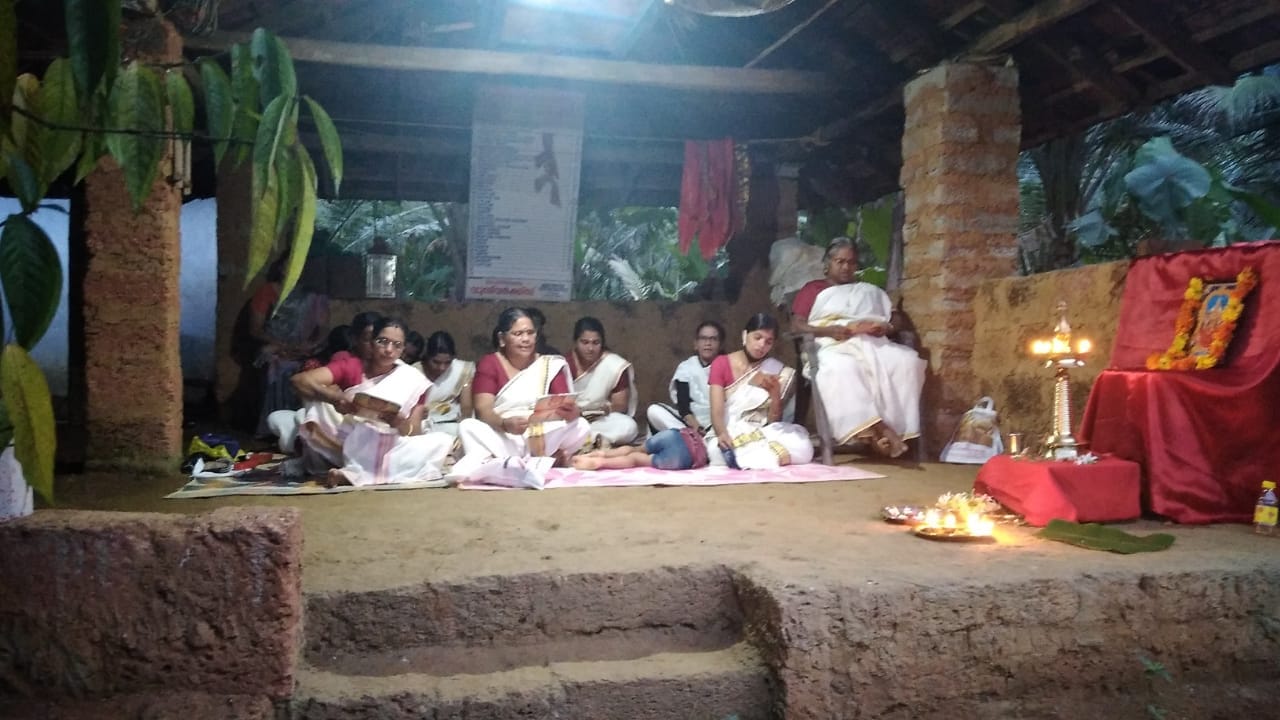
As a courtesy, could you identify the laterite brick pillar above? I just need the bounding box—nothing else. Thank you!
[899,62,1021,451]
[82,18,184,467]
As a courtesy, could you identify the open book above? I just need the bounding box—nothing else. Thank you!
[533,392,578,414]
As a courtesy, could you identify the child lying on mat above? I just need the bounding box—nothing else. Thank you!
[572,428,709,471]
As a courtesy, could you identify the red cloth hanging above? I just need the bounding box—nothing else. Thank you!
[678,138,735,261]
[1079,241,1280,523]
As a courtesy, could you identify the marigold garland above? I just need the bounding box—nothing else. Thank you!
[1147,266,1258,371]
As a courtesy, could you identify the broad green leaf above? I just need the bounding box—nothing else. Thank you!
[74,129,105,183]
[1036,519,1175,554]
[198,58,233,167]
[0,0,16,140]
[245,164,280,287]
[33,58,83,186]
[4,150,39,213]
[64,0,120,100]
[251,29,297,105]
[0,396,12,451]
[304,95,342,194]
[7,73,39,166]
[106,61,166,210]
[252,94,290,199]
[230,44,259,166]
[273,141,302,240]
[0,214,62,349]
[1,344,56,505]
[165,68,195,135]
[1124,137,1211,225]
[278,147,317,303]
[1229,186,1280,234]
[1067,208,1117,249]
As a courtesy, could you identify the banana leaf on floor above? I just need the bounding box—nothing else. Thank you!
[1036,519,1176,554]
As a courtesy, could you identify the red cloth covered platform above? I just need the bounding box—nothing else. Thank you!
[1079,242,1280,523]
[974,455,1142,527]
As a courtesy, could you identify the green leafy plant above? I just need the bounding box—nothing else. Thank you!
[1068,135,1280,254]
[0,1,342,505]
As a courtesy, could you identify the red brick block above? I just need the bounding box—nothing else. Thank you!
[0,508,303,704]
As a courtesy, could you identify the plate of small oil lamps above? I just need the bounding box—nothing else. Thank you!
[881,505,929,525]
[911,509,997,543]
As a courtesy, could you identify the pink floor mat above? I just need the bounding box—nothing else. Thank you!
[458,462,884,490]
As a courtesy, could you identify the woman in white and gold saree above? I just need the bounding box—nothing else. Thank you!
[705,313,814,469]
[457,308,591,466]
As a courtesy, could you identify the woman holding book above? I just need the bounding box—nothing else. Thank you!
[286,317,454,486]
[705,313,813,469]
[457,308,591,466]
[414,331,475,437]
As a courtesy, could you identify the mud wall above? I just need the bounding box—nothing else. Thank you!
[971,261,1129,449]
[0,508,303,720]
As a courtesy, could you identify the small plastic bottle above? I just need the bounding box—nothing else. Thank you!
[1254,481,1278,535]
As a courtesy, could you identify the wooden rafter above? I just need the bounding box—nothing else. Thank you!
[1036,34,1144,110]
[968,0,1104,55]
[1110,0,1234,86]
[184,31,833,95]
[1112,4,1280,73]
[744,0,849,69]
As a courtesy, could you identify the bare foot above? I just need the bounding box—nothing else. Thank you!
[324,468,352,488]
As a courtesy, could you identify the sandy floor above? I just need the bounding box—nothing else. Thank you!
[57,457,1280,596]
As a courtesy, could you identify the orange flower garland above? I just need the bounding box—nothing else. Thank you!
[1147,267,1258,371]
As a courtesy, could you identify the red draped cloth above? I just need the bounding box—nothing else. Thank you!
[678,138,735,261]
[974,455,1142,527]
[1079,241,1280,523]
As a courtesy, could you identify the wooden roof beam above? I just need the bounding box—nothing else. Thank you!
[968,0,1105,55]
[1110,0,1234,86]
[744,0,849,69]
[185,32,834,95]
[1038,36,1145,110]
[1109,4,1278,74]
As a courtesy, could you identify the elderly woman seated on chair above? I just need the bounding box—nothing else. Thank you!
[790,238,926,458]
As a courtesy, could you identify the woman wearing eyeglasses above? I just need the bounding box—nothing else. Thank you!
[457,307,590,470]
[288,316,454,486]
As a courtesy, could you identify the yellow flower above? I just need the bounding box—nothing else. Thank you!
[1196,356,1217,370]
[1157,355,1173,370]
[1222,305,1242,322]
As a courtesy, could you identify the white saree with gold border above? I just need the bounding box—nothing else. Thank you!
[295,361,454,486]
[807,282,926,444]
[457,354,591,461]
[704,359,813,469]
[573,351,639,444]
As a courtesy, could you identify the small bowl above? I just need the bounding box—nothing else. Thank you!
[881,505,928,525]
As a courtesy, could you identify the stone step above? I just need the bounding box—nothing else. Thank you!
[292,642,775,720]
[304,566,747,663]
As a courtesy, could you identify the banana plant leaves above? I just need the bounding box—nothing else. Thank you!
[1036,519,1175,554]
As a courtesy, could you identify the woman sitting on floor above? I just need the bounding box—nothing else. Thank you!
[705,313,813,469]
[281,317,455,487]
[457,308,591,467]
[415,331,475,437]
[567,316,638,447]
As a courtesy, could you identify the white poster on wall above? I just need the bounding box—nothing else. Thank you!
[466,85,584,302]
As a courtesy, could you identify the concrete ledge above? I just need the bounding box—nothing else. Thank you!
[0,691,277,720]
[738,569,1280,718]
[0,507,302,708]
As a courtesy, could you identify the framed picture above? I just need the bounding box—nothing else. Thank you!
[1188,282,1235,358]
